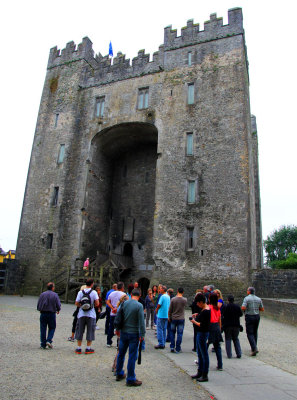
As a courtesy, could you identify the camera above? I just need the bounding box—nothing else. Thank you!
[189,317,193,321]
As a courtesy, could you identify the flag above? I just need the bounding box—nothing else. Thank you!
[109,41,113,57]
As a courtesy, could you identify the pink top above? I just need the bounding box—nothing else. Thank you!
[83,259,89,268]
[210,305,221,323]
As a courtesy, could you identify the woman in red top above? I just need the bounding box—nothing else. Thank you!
[208,293,223,370]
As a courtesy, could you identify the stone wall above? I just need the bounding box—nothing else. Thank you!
[253,269,297,298]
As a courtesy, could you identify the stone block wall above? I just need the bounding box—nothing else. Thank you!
[253,269,297,298]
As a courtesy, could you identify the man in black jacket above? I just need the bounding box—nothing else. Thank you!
[222,295,243,358]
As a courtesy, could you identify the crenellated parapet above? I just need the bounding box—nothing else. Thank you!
[47,8,243,86]
[164,8,243,49]
[48,37,98,69]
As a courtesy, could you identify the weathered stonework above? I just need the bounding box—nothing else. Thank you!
[17,8,262,297]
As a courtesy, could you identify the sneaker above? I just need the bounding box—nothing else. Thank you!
[85,348,95,354]
[126,379,142,387]
[107,344,112,348]
[154,345,165,349]
[216,366,223,371]
[194,360,198,365]
[46,342,53,349]
[116,373,126,381]
[170,348,175,353]
[68,337,74,342]
[75,348,82,354]
[250,350,257,356]
[175,349,182,354]
[236,355,241,358]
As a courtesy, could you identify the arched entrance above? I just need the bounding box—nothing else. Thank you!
[82,122,157,279]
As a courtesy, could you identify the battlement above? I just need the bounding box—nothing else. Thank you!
[47,8,243,85]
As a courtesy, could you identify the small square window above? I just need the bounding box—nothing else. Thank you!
[95,96,105,117]
[138,88,149,109]
[57,144,65,164]
[188,83,194,105]
[188,180,196,204]
[186,133,193,156]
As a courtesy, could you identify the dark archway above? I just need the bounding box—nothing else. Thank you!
[82,122,158,275]
[123,243,133,257]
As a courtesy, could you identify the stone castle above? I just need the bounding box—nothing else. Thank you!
[17,8,262,296]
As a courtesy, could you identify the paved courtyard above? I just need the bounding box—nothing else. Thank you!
[1,295,297,400]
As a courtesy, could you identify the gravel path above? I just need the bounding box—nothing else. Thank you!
[0,296,210,400]
[1,295,296,400]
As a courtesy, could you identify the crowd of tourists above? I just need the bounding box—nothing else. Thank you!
[37,280,264,387]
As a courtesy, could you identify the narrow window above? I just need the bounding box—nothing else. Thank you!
[138,88,149,109]
[187,227,194,250]
[201,250,204,256]
[186,133,193,156]
[188,83,194,105]
[188,180,196,204]
[95,96,105,117]
[57,144,65,164]
[145,172,149,183]
[54,113,59,128]
[188,52,192,66]
[52,187,59,206]
[46,233,53,249]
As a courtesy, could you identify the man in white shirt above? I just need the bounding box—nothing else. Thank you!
[106,281,125,347]
[74,278,99,354]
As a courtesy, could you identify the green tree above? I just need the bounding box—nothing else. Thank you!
[264,225,297,268]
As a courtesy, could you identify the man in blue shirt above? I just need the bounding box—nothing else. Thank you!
[105,283,117,334]
[154,285,170,349]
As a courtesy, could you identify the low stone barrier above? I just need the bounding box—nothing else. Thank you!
[262,298,297,326]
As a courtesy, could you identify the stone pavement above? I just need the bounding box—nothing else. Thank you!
[145,310,297,400]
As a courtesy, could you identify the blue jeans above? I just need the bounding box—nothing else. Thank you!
[107,315,115,345]
[116,332,139,383]
[40,312,56,348]
[170,319,185,352]
[157,318,168,347]
[196,332,209,374]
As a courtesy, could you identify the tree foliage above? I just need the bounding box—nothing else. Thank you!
[264,225,297,269]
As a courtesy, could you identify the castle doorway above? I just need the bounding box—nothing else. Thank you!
[138,277,150,297]
[123,243,133,257]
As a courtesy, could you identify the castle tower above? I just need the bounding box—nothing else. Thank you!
[17,8,262,296]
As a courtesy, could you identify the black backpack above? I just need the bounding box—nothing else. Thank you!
[80,289,93,311]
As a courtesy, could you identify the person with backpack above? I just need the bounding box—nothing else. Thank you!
[74,278,99,354]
